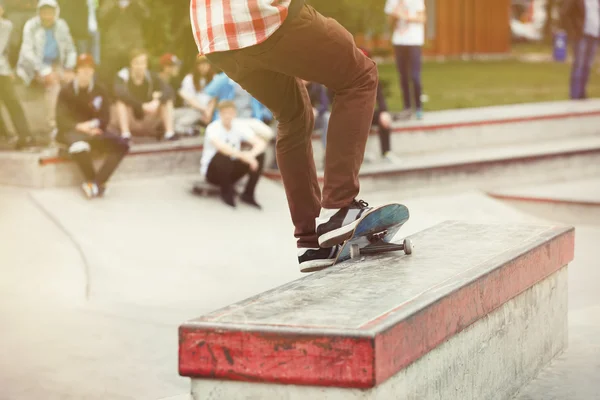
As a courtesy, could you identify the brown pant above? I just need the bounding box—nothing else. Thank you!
[207,4,378,248]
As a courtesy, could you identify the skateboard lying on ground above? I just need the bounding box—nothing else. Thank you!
[333,203,413,266]
[191,180,221,197]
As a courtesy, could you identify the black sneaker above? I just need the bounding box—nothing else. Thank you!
[316,199,372,248]
[240,193,262,210]
[298,246,340,273]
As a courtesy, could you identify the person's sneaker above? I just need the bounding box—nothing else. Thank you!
[220,189,236,208]
[96,184,108,198]
[316,199,372,248]
[81,182,99,199]
[240,193,262,209]
[415,109,424,120]
[298,246,340,273]
[382,151,401,164]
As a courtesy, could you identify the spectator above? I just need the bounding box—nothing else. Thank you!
[0,0,34,149]
[98,0,149,91]
[199,100,266,208]
[16,0,76,134]
[561,0,600,99]
[157,52,181,97]
[173,56,214,135]
[109,48,176,141]
[58,0,100,63]
[55,53,129,198]
[204,72,274,143]
[385,0,426,120]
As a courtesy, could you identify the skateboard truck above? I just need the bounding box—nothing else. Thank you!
[350,237,413,260]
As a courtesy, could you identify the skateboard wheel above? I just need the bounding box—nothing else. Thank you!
[403,239,413,255]
[350,244,361,260]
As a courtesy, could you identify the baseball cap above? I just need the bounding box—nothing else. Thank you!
[76,53,96,69]
[159,53,182,67]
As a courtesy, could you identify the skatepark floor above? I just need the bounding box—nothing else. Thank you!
[0,175,598,399]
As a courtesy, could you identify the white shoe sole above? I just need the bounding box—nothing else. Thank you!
[317,218,361,248]
[299,258,336,273]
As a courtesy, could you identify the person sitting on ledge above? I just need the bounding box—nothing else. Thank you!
[198,100,266,208]
[55,53,129,198]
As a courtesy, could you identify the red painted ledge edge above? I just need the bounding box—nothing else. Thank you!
[178,229,574,388]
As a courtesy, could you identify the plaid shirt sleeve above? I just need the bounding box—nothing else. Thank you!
[190,0,292,55]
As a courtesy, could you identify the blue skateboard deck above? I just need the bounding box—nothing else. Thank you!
[333,203,411,265]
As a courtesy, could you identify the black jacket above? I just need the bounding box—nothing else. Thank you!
[56,78,111,134]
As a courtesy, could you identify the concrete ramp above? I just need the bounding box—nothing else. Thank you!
[179,221,574,399]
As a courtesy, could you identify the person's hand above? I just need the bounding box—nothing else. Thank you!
[142,99,160,114]
[312,107,318,118]
[239,152,259,171]
[76,121,92,134]
[63,69,75,83]
[89,128,103,136]
[379,111,392,129]
[39,72,58,87]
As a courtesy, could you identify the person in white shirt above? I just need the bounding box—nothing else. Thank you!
[174,56,214,135]
[199,100,266,208]
[385,0,426,119]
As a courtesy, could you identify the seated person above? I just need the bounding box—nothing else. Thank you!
[16,0,76,136]
[173,55,214,135]
[199,101,266,208]
[157,52,181,99]
[56,53,129,198]
[109,48,176,141]
[204,72,274,142]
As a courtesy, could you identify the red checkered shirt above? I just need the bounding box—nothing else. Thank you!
[190,0,292,55]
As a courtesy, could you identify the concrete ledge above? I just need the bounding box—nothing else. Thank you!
[190,267,568,400]
[0,138,203,188]
[179,221,575,398]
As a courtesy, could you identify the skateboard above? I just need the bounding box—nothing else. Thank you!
[191,180,221,197]
[333,203,412,265]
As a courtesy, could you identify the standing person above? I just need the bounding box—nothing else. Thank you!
[56,54,130,198]
[0,0,34,149]
[385,0,426,120]
[191,1,379,272]
[58,0,100,63]
[199,100,266,208]
[561,0,600,100]
[16,0,77,135]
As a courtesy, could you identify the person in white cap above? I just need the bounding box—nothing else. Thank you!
[16,0,76,137]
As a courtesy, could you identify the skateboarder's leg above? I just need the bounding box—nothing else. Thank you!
[207,54,320,247]
[209,4,377,210]
[230,153,265,200]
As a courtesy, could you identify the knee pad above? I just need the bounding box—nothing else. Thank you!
[68,141,91,154]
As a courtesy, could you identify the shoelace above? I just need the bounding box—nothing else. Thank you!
[352,199,369,208]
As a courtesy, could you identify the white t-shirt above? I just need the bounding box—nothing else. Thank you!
[179,74,212,109]
[200,119,256,176]
[385,0,426,46]
[584,0,600,38]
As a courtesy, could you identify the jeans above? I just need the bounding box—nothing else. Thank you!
[0,75,32,139]
[393,45,423,110]
[570,35,599,100]
[76,31,101,63]
[206,4,378,248]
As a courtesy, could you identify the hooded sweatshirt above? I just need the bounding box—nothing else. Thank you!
[16,0,76,84]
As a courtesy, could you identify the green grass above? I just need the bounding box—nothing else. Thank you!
[378,59,600,111]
